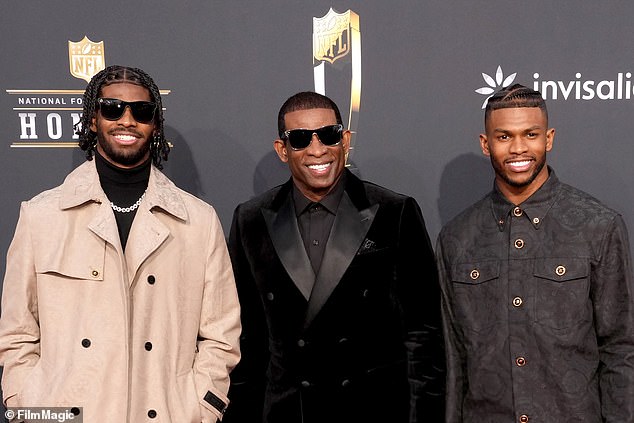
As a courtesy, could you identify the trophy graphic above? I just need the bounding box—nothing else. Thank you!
[313,8,361,167]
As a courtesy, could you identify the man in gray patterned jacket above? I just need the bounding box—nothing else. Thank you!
[436,83,634,423]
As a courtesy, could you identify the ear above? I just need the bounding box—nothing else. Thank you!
[545,127,555,152]
[479,133,491,156]
[341,129,351,153]
[273,139,288,163]
[90,114,97,132]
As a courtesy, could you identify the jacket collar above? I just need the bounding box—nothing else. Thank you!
[490,166,560,231]
[59,159,189,222]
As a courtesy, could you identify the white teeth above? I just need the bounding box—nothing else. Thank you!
[308,163,330,171]
[509,160,531,167]
[115,134,136,141]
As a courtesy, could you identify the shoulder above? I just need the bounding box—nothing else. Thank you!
[439,194,491,240]
[556,181,620,218]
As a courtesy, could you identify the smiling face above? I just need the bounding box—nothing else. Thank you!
[90,82,155,168]
[480,107,555,204]
[274,108,350,202]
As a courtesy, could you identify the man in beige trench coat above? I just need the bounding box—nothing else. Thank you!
[0,65,241,422]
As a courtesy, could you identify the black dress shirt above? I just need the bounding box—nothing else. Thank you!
[293,173,346,274]
[436,168,634,423]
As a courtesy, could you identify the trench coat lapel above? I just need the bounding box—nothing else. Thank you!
[303,192,378,328]
[262,193,315,301]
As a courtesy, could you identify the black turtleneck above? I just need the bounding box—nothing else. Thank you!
[95,151,150,250]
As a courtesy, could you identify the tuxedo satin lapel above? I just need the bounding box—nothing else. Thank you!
[262,195,315,301]
[303,193,379,328]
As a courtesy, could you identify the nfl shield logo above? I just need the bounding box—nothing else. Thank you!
[313,8,357,64]
[68,36,105,82]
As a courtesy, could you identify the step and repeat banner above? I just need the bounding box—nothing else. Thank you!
[1,0,634,412]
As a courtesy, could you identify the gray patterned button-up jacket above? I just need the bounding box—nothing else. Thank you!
[437,168,634,423]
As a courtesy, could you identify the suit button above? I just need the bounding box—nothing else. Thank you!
[301,380,311,388]
[145,342,153,351]
[147,275,156,285]
[297,339,306,347]
[81,338,91,348]
[515,356,526,367]
[519,415,529,423]
[341,379,351,387]
[512,297,523,307]
[266,292,274,301]
[148,409,157,418]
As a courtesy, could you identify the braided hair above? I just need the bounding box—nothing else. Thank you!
[75,65,170,169]
[485,83,548,126]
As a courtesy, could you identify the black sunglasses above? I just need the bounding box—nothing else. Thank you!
[97,98,157,124]
[282,124,344,150]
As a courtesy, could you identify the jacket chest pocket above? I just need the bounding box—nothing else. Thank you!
[450,260,503,333]
[533,258,591,329]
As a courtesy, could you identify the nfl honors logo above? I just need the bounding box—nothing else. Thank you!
[68,36,105,82]
[313,8,358,64]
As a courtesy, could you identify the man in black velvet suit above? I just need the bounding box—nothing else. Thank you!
[224,91,444,423]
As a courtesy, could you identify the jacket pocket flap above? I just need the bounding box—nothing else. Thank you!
[451,261,499,284]
[533,258,588,282]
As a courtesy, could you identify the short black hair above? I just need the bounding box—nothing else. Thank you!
[485,83,548,127]
[277,91,343,138]
[75,65,170,169]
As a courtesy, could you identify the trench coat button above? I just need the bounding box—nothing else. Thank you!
[266,292,274,301]
[147,275,156,285]
[519,414,529,423]
[297,339,306,348]
[81,338,91,348]
[148,409,157,418]
[515,357,526,367]
[514,239,524,249]
[91,270,99,277]
[512,297,523,307]
[513,207,523,217]
[470,269,480,280]
[555,265,566,276]
[301,380,311,388]
[341,379,351,387]
[145,342,153,351]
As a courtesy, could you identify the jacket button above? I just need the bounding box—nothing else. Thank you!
[361,289,369,298]
[91,270,99,277]
[513,207,522,217]
[514,239,524,249]
[301,380,311,388]
[81,338,91,348]
[341,379,351,387]
[512,297,523,307]
[148,409,157,418]
[266,292,274,301]
[297,339,306,347]
[515,356,526,367]
[470,269,480,280]
[555,265,566,276]
[519,414,529,423]
[145,342,153,351]
[338,337,348,344]
[147,275,156,285]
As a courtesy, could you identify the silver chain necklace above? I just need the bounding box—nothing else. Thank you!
[111,191,146,213]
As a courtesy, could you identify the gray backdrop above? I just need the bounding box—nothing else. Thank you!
[1,0,633,413]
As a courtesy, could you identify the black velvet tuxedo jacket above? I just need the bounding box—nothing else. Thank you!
[225,170,445,423]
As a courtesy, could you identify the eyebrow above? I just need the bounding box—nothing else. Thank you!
[493,125,543,133]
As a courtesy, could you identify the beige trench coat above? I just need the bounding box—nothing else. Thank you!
[0,160,241,422]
